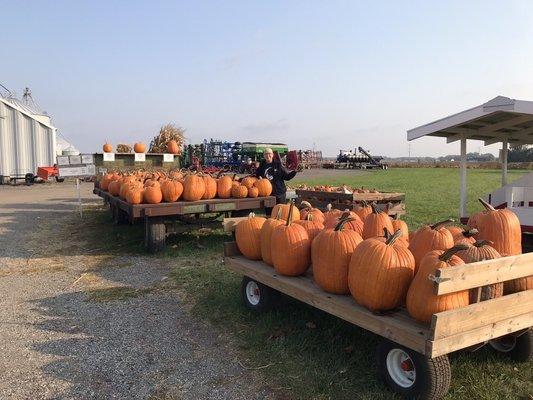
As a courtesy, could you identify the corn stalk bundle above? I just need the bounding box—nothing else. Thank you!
[149,123,185,154]
[116,143,132,153]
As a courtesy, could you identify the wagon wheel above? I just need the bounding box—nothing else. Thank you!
[376,339,451,400]
[240,277,280,312]
[489,329,532,362]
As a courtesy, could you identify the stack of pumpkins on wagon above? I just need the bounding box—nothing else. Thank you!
[235,199,532,323]
[98,170,273,205]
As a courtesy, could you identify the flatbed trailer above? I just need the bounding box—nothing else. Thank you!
[223,239,533,399]
[93,187,276,253]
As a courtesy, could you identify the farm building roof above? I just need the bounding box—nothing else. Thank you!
[407,96,533,145]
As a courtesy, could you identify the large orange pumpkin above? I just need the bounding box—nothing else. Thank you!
[217,175,233,199]
[260,208,284,266]
[456,240,503,303]
[254,178,273,197]
[167,140,180,154]
[202,175,217,199]
[143,184,163,204]
[161,180,184,202]
[271,202,300,222]
[235,212,266,260]
[134,142,146,153]
[299,201,325,224]
[183,174,206,201]
[103,143,113,153]
[312,218,363,294]
[408,219,454,273]
[293,214,324,242]
[349,229,415,312]
[406,246,470,323]
[271,203,311,276]
[362,203,394,239]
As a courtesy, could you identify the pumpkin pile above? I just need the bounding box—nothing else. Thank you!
[98,170,272,205]
[234,197,529,324]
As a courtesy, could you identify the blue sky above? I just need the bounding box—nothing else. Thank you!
[3,0,533,157]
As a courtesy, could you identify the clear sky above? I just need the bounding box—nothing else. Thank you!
[3,0,533,157]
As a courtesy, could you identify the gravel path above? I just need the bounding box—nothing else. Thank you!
[0,183,274,399]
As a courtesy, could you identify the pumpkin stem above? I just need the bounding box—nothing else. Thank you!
[360,200,368,207]
[383,227,392,240]
[326,203,332,212]
[386,229,403,246]
[438,244,470,261]
[275,207,283,220]
[249,212,255,218]
[340,211,351,220]
[462,228,478,238]
[334,217,355,231]
[286,200,294,226]
[370,202,380,214]
[306,213,313,221]
[393,213,401,220]
[473,239,494,247]
[478,198,496,211]
[430,219,454,230]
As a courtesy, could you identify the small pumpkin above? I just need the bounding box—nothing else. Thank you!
[183,174,206,201]
[235,212,266,260]
[271,202,311,276]
[202,175,217,199]
[125,184,143,204]
[248,186,259,198]
[231,184,248,198]
[349,229,415,312]
[254,177,273,197]
[299,201,325,224]
[271,202,301,222]
[167,140,180,154]
[406,245,470,323]
[134,142,146,153]
[143,183,163,204]
[353,201,372,221]
[103,143,113,153]
[161,180,184,202]
[260,208,284,266]
[217,175,233,199]
[453,228,478,245]
[241,176,258,189]
[312,217,363,294]
[408,219,454,273]
[456,240,503,303]
[362,203,394,239]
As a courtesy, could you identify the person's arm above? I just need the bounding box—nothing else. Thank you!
[254,162,265,178]
[278,162,297,180]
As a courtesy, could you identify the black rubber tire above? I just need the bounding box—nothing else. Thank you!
[145,218,166,253]
[55,176,65,183]
[376,339,451,400]
[490,329,532,362]
[25,173,35,185]
[240,277,280,312]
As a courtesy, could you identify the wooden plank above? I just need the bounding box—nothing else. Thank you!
[211,202,236,212]
[223,241,241,256]
[430,290,533,340]
[434,252,533,295]
[222,218,247,232]
[428,312,533,357]
[224,255,430,353]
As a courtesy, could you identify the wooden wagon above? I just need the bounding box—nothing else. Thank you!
[93,187,276,253]
[294,189,405,215]
[222,236,532,400]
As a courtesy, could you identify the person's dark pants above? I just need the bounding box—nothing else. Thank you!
[265,193,286,217]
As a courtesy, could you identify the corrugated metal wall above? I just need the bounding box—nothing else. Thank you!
[0,100,56,177]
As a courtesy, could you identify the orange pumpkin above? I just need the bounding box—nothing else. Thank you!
[453,228,478,245]
[103,143,113,153]
[202,175,217,199]
[260,208,284,266]
[446,225,464,240]
[167,140,180,154]
[235,212,266,260]
[231,184,248,198]
[408,219,454,273]
[293,214,324,242]
[325,210,364,236]
[253,177,272,197]
[406,246,470,323]
[312,218,363,294]
[125,184,143,204]
[271,202,300,222]
[241,176,258,189]
[108,180,121,196]
[134,142,146,153]
[217,175,233,199]
[143,184,163,204]
[362,203,394,239]
[323,204,343,227]
[299,201,325,225]
[248,186,259,198]
[456,240,503,303]
[161,180,184,202]
[349,229,415,311]
[183,174,205,201]
[353,201,372,221]
[271,203,311,276]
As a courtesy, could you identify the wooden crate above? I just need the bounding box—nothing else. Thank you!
[223,239,533,358]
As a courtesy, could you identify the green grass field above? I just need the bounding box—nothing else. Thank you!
[84,168,532,400]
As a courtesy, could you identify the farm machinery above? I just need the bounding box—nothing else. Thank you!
[329,147,388,169]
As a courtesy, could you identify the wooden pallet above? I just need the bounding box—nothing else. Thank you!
[223,241,533,358]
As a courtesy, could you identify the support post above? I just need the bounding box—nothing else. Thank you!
[76,178,83,218]
[502,138,508,186]
[460,137,467,218]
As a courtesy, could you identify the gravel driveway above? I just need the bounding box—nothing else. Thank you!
[0,183,274,399]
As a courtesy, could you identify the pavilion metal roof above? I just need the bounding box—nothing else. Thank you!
[407,96,533,145]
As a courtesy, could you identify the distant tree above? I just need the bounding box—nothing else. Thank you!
[508,145,533,162]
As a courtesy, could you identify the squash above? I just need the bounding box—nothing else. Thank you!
[299,201,325,224]
[161,180,183,202]
[133,142,146,153]
[312,217,363,294]
[235,212,266,260]
[456,240,503,303]
[362,203,394,239]
[294,214,324,242]
[406,245,470,323]
[349,229,415,312]
[183,174,205,201]
[271,202,311,276]
[408,219,454,274]
[254,177,273,197]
